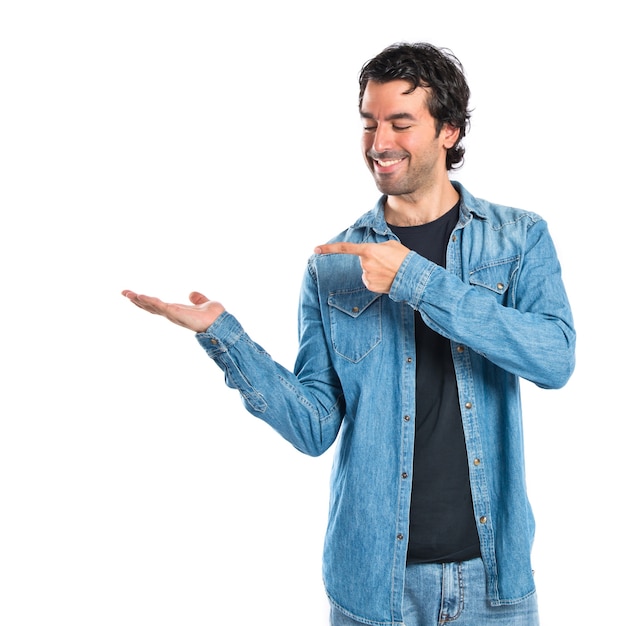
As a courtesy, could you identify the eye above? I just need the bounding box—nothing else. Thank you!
[363,125,377,133]
[392,124,411,131]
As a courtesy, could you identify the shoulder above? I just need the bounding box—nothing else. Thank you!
[455,181,544,231]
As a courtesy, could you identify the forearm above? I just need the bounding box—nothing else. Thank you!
[390,249,576,389]
[196,312,344,456]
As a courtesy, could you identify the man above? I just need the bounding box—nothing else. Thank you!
[122,42,575,625]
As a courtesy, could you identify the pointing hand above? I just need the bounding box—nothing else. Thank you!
[314,241,410,293]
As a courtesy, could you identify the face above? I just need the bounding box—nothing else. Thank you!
[360,80,458,196]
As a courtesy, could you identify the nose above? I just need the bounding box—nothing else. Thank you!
[372,123,394,153]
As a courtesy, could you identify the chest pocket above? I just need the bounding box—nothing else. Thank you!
[469,256,520,306]
[328,288,382,363]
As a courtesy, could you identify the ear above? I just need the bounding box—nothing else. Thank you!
[441,124,461,149]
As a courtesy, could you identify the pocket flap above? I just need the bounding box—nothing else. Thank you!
[469,256,519,294]
[328,289,381,318]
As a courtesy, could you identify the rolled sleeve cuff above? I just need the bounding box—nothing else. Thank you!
[389,250,436,307]
[195,312,244,356]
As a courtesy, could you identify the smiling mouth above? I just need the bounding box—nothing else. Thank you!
[375,158,404,167]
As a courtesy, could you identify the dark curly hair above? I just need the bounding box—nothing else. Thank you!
[358,42,471,170]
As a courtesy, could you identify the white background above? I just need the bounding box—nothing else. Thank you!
[1,1,623,625]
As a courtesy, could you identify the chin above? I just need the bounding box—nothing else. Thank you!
[375,181,403,196]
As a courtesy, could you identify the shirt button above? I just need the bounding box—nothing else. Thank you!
[407,357,413,363]
[402,472,408,479]
[456,345,465,353]
[465,402,472,409]
[479,516,487,524]
[352,307,360,313]
[473,458,481,466]
[404,415,411,422]
[497,282,504,291]
[210,339,218,345]
[397,534,404,540]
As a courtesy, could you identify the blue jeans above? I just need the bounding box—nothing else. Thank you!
[329,558,540,625]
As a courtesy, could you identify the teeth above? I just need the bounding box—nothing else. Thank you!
[377,158,402,167]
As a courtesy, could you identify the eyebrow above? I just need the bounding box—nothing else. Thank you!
[359,111,417,122]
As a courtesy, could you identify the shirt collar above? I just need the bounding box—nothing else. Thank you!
[350,180,486,234]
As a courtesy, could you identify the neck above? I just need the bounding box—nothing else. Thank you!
[384,181,459,226]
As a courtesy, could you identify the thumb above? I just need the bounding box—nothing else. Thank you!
[189,291,209,305]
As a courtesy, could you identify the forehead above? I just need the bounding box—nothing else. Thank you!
[360,79,430,115]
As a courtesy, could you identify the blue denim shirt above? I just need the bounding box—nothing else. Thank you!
[196,181,575,625]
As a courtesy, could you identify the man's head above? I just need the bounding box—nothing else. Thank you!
[359,42,471,171]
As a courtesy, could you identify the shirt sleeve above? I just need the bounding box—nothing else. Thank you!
[388,218,576,389]
[195,263,345,456]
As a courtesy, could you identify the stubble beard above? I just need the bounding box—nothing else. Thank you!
[372,162,435,197]
[368,146,440,197]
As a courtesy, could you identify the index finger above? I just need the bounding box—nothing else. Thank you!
[314,242,369,256]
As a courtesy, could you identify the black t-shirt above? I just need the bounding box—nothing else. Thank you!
[389,202,481,564]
